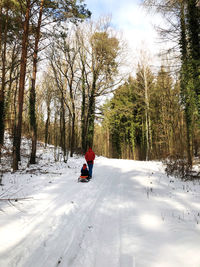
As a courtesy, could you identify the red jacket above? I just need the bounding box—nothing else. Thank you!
[85,148,95,164]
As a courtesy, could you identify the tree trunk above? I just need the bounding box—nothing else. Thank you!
[144,67,151,161]
[69,76,75,157]
[5,43,17,131]
[185,108,193,166]
[180,2,193,166]
[86,78,96,148]
[45,105,50,147]
[81,69,87,152]
[60,96,67,162]
[29,0,44,164]
[13,0,31,171]
[187,0,200,113]
[70,103,75,157]
[0,6,2,53]
[0,7,8,161]
[68,115,71,150]
[54,110,58,161]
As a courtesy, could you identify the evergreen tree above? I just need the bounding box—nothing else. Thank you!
[152,65,183,158]
[143,0,200,165]
[104,77,144,159]
[179,0,200,166]
[101,65,183,161]
[187,0,200,110]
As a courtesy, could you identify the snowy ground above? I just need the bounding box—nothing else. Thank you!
[1,142,200,267]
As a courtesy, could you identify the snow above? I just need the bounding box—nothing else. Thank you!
[1,141,200,267]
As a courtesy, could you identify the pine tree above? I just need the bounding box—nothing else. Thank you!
[179,0,200,166]
[186,0,200,114]
[152,65,183,158]
[104,78,144,159]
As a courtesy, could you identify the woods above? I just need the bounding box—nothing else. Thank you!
[0,0,200,175]
[1,1,200,266]
[101,64,183,160]
[0,0,91,169]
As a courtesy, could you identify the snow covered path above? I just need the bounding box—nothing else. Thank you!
[1,157,200,267]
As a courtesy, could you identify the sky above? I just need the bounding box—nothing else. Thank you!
[84,0,166,71]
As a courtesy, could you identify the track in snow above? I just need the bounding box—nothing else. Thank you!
[1,157,200,267]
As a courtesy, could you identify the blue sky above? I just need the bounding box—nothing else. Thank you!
[85,0,146,31]
[85,0,141,15]
[84,0,165,68]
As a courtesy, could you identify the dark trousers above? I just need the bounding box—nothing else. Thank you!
[88,163,93,177]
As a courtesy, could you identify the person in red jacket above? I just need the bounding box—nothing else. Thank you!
[85,147,95,178]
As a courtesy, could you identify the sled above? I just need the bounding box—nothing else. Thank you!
[78,175,89,183]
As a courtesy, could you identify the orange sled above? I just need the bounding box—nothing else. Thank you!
[78,175,89,182]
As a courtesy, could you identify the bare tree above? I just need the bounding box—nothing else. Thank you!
[76,17,128,150]
[136,51,154,160]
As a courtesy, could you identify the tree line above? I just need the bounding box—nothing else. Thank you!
[0,0,126,170]
[142,0,200,172]
[0,0,91,169]
[99,61,190,160]
[96,0,200,176]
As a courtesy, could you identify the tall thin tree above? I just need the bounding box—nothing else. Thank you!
[29,0,44,164]
[13,0,31,170]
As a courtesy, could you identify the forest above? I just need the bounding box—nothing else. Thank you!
[0,0,200,177]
